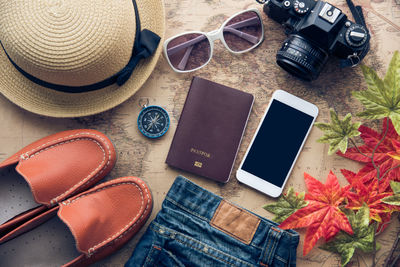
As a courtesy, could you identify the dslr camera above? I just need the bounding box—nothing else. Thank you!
[260,0,370,81]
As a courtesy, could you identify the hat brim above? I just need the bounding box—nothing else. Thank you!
[0,0,165,118]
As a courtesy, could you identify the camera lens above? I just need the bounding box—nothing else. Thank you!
[276,34,329,81]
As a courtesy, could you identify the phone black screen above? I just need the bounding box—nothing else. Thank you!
[242,99,314,187]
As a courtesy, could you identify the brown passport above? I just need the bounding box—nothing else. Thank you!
[166,77,254,183]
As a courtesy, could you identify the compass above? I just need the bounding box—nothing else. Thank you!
[137,105,170,139]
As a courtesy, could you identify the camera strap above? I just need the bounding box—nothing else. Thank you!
[346,0,366,26]
[340,0,370,68]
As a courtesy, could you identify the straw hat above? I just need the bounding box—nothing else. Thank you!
[0,0,165,117]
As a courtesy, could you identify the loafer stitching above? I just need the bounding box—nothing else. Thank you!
[20,132,105,157]
[90,182,149,255]
[18,132,112,204]
[52,138,109,204]
[61,179,150,256]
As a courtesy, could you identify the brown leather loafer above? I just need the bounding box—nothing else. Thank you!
[0,129,116,243]
[0,177,152,267]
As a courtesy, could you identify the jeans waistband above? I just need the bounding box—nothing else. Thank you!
[165,176,299,266]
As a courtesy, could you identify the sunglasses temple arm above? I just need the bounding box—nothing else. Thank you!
[225,16,260,30]
[177,45,194,70]
[223,28,259,44]
[224,17,261,44]
[167,16,261,55]
[167,35,207,56]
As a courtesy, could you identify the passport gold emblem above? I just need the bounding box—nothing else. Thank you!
[194,161,203,168]
[190,148,211,158]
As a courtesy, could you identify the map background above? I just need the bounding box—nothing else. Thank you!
[0,0,399,265]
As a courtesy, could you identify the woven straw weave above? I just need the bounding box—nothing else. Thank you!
[0,0,165,117]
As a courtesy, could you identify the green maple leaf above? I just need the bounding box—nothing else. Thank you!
[263,187,308,223]
[315,109,361,155]
[353,51,400,133]
[382,181,400,205]
[320,204,379,266]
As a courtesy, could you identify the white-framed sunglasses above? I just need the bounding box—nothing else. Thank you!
[163,9,265,73]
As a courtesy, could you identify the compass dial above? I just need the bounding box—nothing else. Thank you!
[137,106,170,138]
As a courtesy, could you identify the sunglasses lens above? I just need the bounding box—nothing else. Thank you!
[166,33,211,71]
[223,11,263,52]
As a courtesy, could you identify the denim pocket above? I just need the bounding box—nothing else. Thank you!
[148,223,255,267]
[143,245,185,267]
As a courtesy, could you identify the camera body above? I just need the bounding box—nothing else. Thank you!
[263,0,370,80]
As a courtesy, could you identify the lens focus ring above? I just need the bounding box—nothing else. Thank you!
[276,34,329,81]
[288,37,324,59]
[277,50,314,72]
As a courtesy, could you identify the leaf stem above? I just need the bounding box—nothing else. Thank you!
[381,164,400,180]
[371,120,390,267]
[372,119,390,181]
[357,253,368,267]
[390,253,400,267]
[375,218,392,236]
[281,193,289,202]
[384,214,400,267]
[372,222,377,267]
[349,138,372,159]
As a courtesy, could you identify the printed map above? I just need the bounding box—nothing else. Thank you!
[0,0,399,265]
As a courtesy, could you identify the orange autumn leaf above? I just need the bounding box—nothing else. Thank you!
[339,118,400,191]
[341,168,390,194]
[279,171,353,256]
[341,169,398,232]
[346,176,393,221]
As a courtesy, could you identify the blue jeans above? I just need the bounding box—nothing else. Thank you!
[125,176,299,267]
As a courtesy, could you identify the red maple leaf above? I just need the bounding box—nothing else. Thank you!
[377,212,393,234]
[341,169,397,232]
[341,168,390,193]
[279,171,353,256]
[338,118,400,188]
[346,177,393,223]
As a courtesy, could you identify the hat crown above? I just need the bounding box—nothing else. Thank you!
[0,0,136,87]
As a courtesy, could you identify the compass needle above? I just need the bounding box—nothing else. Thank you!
[138,105,170,138]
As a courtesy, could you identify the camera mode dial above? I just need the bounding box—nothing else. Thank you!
[293,0,310,14]
[345,24,368,47]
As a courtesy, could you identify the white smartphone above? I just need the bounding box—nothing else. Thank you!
[236,90,318,197]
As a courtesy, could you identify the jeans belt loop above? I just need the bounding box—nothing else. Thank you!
[260,226,283,266]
